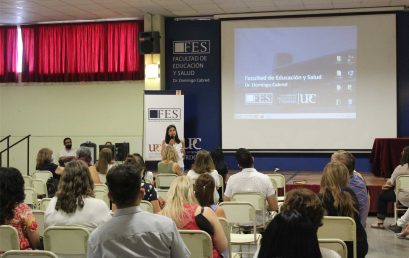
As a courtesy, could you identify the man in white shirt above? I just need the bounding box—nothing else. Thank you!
[87,164,190,258]
[58,137,76,165]
[224,148,278,212]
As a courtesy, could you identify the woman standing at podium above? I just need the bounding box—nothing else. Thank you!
[162,125,185,172]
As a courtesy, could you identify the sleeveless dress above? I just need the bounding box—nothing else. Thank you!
[180,204,221,258]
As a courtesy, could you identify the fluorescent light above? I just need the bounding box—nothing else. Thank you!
[145,64,159,79]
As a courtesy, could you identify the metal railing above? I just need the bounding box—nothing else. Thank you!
[0,135,31,175]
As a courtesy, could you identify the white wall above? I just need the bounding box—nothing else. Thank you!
[0,80,145,174]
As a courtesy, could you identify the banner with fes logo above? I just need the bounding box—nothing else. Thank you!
[165,19,221,168]
[143,92,184,161]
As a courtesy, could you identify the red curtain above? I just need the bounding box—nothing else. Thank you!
[21,21,144,82]
[0,26,18,82]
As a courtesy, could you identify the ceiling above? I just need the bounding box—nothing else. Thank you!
[0,0,408,25]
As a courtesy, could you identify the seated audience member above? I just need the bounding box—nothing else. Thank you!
[45,160,111,231]
[76,147,93,166]
[87,164,190,258]
[58,137,76,165]
[89,148,115,184]
[194,173,226,218]
[0,167,41,250]
[123,155,161,213]
[331,150,369,227]
[319,162,368,258]
[211,148,228,202]
[130,153,154,184]
[257,189,340,258]
[161,176,227,258]
[371,146,409,231]
[187,150,221,202]
[158,145,181,175]
[36,147,64,197]
[224,148,278,214]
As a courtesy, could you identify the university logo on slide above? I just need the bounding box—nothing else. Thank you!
[148,108,181,120]
[173,40,210,54]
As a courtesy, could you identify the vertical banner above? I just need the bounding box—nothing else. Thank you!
[165,19,221,168]
[143,92,184,161]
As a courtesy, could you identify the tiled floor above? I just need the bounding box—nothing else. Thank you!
[366,216,409,258]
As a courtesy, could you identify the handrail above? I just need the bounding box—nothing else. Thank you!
[0,135,11,167]
[0,135,11,143]
[0,135,31,175]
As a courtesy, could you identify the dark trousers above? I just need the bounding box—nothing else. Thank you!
[377,188,396,220]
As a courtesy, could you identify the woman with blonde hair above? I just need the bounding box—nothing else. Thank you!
[161,176,227,258]
[158,145,181,175]
[89,148,115,184]
[319,162,368,258]
[36,147,64,197]
[187,150,221,202]
[45,160,111,231]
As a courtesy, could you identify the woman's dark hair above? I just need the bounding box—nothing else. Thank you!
[210,148,228,176]
[258,210,322,258]
[400,146,409,165]
[165,125,181,144]
[0,167,25,224]
[55,160,94,214]
[124,153,147,178]
[194,173,215,207]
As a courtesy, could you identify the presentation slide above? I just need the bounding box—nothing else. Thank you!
[221,14,397,150]
[235,26,356,119]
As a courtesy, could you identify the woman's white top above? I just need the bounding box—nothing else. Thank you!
[187,169,221,202]
[45,196,111,232]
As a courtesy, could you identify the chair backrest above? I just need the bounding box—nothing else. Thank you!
[3,250,58,258]
[140,200,154,213]
[156,174,177,189]
[179,230,213,258]
[156,189,169,200]
[94,183,108,192]
[24,187,38,208]
[32,171,53,184]
[317,216,356,258]
[23,175,33,188]
[218,217,231,258]
[0,225,20,252]
[231,192,266,226]
[33,210,45,237]
[219,201,258,240]
[319,238,348,258]
[32,179,48,198]
[40,198,52,211]
[267,174,286,195]
[94,189,110,208]
[44,226,90,257]
[395,175,409,194]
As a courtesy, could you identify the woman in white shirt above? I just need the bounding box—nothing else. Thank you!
[45,160,111,232]
[162,124,185,172]
[187,150,221,203]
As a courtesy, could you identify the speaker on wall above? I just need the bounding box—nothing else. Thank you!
[138,31,160,54]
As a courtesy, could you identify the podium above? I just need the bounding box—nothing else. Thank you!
[370,138,409,177]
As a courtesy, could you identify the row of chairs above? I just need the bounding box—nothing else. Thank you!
[0,215,351,258]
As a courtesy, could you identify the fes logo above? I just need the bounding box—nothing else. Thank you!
[173,40,210,54]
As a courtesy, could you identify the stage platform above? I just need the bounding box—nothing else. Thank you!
[226,171,388,214]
